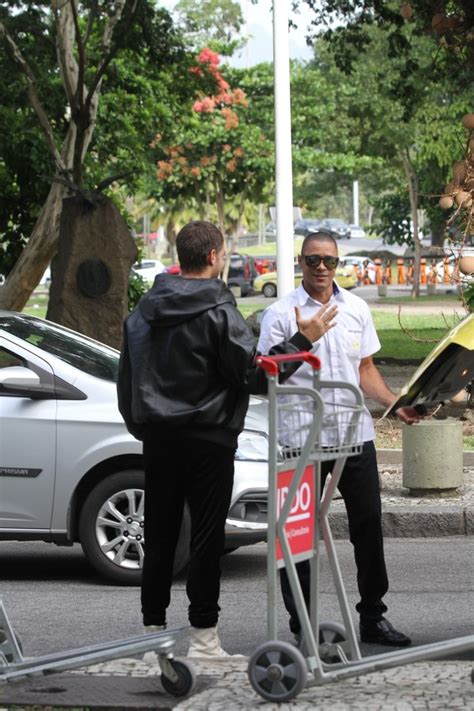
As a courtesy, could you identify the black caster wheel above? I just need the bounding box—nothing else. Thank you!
[161,659,196,697]
[248,640,307,702]
[319,621,348,664]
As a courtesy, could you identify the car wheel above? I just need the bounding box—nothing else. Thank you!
[79,470,191,585]
[262,283,277,298]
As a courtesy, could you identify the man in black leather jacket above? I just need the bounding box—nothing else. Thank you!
[117,220,336,658]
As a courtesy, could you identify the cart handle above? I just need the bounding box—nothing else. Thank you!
[256,352,321,376]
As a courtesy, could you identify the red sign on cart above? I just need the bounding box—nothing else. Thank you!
[276,464,315,568]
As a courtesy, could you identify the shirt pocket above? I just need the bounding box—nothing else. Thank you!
[344,329,362,360]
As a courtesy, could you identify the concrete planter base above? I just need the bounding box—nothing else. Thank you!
[402,419,464,495]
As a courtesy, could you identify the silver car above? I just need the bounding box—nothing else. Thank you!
[0,312,268,585]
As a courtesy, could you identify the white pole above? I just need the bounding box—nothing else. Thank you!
[273,1,294,297]
[352,180,359,226]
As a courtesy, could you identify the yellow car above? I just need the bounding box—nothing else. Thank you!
[253,264,357,298]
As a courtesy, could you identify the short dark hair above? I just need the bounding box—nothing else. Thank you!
[176,221,224,272]
[301,231,338,253]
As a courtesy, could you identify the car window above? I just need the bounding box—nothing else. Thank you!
[0,314,118,382]
[0,347,24,369]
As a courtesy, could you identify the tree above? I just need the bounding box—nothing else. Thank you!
[285,21,472,295]
[0,0,185,312]
[151,48,274,262]
[299,0,474,83]
[174,0,244,55]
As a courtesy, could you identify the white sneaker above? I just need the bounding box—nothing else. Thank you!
[143,624,165,664]
[187,626,244,659]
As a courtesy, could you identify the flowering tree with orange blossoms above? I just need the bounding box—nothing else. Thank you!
[151,48,274,252]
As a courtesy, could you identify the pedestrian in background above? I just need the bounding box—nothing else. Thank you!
[396,258,405,285]
[258,231,422,648]
[118,220,332,659]
[383,259,392,285]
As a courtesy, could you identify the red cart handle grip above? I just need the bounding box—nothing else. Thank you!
[256,352,321,376]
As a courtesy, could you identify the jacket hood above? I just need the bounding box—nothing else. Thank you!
[138,273,236,326]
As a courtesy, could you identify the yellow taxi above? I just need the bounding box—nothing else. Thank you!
[253,263,357,298]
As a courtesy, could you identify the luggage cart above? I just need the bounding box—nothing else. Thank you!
[0,599,195,697]
[248,352,474,703]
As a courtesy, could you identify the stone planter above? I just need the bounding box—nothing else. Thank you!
[377,284,387,297]
[402,419,463,496]
[427,283,436,295]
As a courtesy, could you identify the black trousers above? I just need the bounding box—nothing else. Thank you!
[281,441,389,633]
[141,430,235,629]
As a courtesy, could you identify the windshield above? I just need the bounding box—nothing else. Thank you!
[0,314,119,382]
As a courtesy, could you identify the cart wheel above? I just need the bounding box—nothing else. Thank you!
[319,621,347,664]
[248,641,307,702]
[161,660,196,697]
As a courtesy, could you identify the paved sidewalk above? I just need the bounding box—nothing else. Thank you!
[1,655,472,710]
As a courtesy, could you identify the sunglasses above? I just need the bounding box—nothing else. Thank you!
[301,255,339,269]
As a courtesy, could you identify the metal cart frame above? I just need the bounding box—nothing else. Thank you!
[248,352,474,703]
[0,600,195,697]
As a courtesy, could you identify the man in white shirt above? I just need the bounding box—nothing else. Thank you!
[258,232,421,648]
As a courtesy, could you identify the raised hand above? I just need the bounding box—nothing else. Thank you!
[295,303,338,344]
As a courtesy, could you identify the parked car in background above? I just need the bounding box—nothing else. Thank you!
[0,274,4,286]
[253,255,277,275]
[253,262,357,298]
[265,222,277,238]
[227,252,257,296]
[0,312,269,585]
[165,253,257,296]
[320,218,351,240]
[340,256,376,284]
[165,263,181,275]
[347,224,367,239]
[39,266,51,286]
[132,259,166,284]
[293,218,322,237]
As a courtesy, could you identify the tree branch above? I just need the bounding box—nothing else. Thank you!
[53,0,80,111]
[69,0,86,112]
[85,0,139,108]
[397,305,440,343]
[0,20,64,171]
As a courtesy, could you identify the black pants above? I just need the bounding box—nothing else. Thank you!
[281,441,389,633]
[141,430,235,629]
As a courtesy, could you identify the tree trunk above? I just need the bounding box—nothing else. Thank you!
[401,149,421,298]
[46,195,136,348]
[0,181,66,311]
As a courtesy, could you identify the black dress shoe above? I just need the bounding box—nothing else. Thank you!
[360,618,411,647]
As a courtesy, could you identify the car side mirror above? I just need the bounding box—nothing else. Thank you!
[0,365,55,398]
[0,366,40,388]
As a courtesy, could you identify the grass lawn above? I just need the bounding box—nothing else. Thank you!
[378,293,460,305]
[238,300,460,361]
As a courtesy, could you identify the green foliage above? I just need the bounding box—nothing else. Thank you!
[461,281,474,312]
[0,0,193,277]
[299,0,474,86]
[174,0,245,55]
[127,270,148,312]
[152,50,275,234]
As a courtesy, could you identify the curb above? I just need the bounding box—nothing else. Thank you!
[377,448,474,466]
[328,507,473,538]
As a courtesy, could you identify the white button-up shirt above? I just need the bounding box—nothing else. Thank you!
[258,282,380,443]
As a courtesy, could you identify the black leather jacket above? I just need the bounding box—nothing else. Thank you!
[117,273,310,447]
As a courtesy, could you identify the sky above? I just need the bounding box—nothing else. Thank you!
[160,0,315,66]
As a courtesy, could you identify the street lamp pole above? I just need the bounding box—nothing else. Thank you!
[273,0,294,297]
